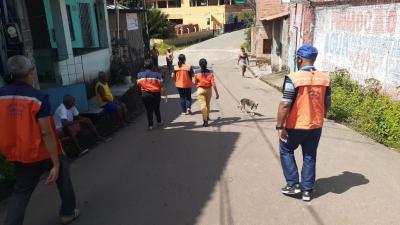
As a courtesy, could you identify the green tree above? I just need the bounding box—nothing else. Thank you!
[146,10,176,38]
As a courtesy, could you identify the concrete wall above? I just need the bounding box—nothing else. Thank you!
[313,3,400,96]
[154,30,214,46]
[58,48,111,85]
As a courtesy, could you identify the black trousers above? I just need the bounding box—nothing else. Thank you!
[141,92,162,126]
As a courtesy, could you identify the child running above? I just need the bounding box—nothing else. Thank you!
[193,58,220,127]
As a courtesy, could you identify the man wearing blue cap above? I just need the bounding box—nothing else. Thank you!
[275,44,331,201]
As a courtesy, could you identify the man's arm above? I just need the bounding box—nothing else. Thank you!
[276,76,296,142]
[276,102,291,127]
[325,87,332,117]
[38,117,60,184]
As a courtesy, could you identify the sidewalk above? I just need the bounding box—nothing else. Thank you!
[248,65,288,91]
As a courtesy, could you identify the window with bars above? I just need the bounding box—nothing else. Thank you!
[66,5,75,41]
[79,3,94,48]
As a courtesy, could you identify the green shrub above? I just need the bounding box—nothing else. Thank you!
[328,70,400,150]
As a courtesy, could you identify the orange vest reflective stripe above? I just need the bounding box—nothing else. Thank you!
[285,70,330,129]
[174,64,192,88]
[0,97,63,163]
[194,69,215,88]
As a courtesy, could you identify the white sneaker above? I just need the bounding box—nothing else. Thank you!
[60,209,80,225]
[148,126,153,131]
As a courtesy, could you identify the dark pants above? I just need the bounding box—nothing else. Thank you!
[279,128,322,191]
[177,88,192,112]
[167,60,173,75]
[142,92,162,126]
[5,156,76,225]
[152,57,159,69]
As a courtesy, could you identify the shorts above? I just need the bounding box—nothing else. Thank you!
[103,102,121,112]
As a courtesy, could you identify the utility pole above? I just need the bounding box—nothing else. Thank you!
[114,0,120,57]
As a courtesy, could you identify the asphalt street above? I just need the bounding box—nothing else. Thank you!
[18,30,400,225]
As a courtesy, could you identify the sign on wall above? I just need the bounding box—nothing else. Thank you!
[126,13,139,31]
[313,4,400,95]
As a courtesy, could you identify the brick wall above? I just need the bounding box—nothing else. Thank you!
[254,0,288,60]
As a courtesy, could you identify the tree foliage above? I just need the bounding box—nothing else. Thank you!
[146,10,176,39]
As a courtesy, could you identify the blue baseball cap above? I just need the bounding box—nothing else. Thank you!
[296,44,318,60]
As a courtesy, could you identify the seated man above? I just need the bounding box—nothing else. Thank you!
[95,72,130,127]
[54,95,109,154]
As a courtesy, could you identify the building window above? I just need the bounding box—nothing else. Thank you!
[263,39,272,54]
[79,3,94,47]
[66,5,76,41]
[168,0,181,8]
[157,1,167,8]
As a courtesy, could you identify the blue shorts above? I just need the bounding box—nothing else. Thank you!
[103,102,121,112]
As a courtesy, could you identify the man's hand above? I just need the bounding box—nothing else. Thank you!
[278,129,288,143]
[46,164,60,185]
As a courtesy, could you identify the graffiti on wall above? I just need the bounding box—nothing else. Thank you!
[314,4,400,95]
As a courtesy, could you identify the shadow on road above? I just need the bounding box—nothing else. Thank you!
[314,171,369,198]
[22,92,242,225]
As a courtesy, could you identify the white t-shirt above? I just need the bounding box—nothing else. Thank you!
[54,104,79,129]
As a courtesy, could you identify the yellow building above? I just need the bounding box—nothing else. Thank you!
[146,0,252,30]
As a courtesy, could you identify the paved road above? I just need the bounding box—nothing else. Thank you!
[20,30,400,225]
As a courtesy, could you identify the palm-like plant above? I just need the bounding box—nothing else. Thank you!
[147,10,176,39]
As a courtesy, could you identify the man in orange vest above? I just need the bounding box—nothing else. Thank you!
[0,56,79,225]
[276,45,331,202]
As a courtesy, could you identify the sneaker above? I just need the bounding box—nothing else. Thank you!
[148,126,153,131]
[157,121,164,127]
[79,149,89,156]
[181,112,188,115]
[187,109,192,115]
[97,136,112,143]
[202,121,208,127]
[302,191,312,202]
[281,184,301,195]
[60,209,80,225]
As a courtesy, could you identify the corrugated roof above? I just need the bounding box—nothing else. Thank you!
[107,4,130,10]
[260,11,289,21]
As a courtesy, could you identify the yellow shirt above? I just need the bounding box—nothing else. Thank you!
[95,82,114,107]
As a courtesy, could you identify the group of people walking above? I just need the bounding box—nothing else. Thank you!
[137,52,219,129]
[0,43,330,225]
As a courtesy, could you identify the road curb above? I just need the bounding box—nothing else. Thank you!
[248,67,282,92]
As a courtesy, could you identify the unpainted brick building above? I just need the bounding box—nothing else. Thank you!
[252,0,289,72]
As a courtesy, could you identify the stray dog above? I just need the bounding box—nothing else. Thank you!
[238,98,258,116]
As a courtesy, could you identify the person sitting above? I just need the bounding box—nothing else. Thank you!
[54,95,110,154]
[95,72,130,127]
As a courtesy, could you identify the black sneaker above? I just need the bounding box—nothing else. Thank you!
[202,121,208,127]
[302,191,312,202]
[281,184,301,195]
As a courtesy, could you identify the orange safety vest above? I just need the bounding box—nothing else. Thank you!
[174,64,193,88]
[285,70,330,130]
[0,94,63,163]
[194,69,215,88]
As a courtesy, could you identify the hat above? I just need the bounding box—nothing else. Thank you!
[296,44,318,60]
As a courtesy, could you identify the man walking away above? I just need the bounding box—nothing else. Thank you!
[166,48,174,75]
[276,45,331,202]
[0,56,79,225]
[137,59,167,131]
[150,45,160,69]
